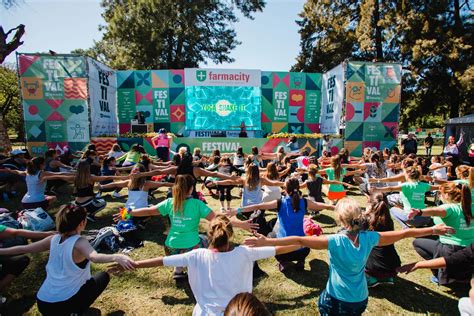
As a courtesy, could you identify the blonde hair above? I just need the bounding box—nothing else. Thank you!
[208,214,233,250]
[224,292,271,316]
[335,198,365,232]
[172,175,194,215]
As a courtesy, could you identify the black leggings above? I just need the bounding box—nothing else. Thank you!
[218,185,233,201]
[37,272,110,316]
[0,255,30,279]
[413,238,464,281]
[275,248,310,263]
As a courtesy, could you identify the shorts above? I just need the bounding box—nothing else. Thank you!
[327,191,346,201]
[165,234,208,256]
[75,198,106,215]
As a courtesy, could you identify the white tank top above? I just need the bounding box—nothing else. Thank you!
[21,173,46,203]
[37,234,91,302]
[126,189,149,209]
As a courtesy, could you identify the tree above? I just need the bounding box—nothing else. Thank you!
[76,0,265,69]
[293,0,473,128]
[0,64,22,151]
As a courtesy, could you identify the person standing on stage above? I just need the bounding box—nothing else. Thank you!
[133,111,145,124]
[152,128,171,162]
[424,132,434,156]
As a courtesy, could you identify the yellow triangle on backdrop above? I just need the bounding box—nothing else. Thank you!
[272,122,287,133]
[152,72,167,88]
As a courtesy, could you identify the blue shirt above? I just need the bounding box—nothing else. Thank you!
[277,197,306,238]
[326,231,380,303]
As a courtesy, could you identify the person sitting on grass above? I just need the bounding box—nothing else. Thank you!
[407,182,473,285]
[226,177,335,272]
[372,167,438,228]
[113,174,257,279]
[108,214,298,316]
[224,292,271,316]
[243,198,455,316]
[99,164,173,210]
[364,193,401,287]
[0,204,135,316]
[0,157,70,210]
[0,223,55,306]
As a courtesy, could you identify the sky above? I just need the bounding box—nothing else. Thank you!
[1,0,306,71]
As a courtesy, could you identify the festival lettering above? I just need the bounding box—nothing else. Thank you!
[274,91,287,120]
[98,69,110,113]
[326,75,335,114]
[43,59,62,92]
[154,90,169,118]
[366,66,381,99]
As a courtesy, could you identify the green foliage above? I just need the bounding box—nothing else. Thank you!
[76,0,265,70]
[293,0,473,128]
[0,63,23,139]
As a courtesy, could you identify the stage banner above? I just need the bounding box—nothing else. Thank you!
[184,68,261,87]
[87,58,117,136]
[116,70,185,134]
[320,64,344,135]
[18,54,90,154]
[184,68,262,131]
[261,71,321,134]
[344,61,402,156]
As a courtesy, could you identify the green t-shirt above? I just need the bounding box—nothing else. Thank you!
[434,203,474,247]
[116,151,140,163]
[157,198,211,249]
[326,167,347,192]
[400,181,431,211]
[0,224,6,232]
[454,179,474,212]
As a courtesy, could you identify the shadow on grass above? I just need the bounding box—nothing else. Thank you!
[264,289,321,313]
[161,278,196,305]
[370,277,461,314]
[3,295,36,315]
[106,311,125,316]
[315,213,337,227]
[280,258,329,289]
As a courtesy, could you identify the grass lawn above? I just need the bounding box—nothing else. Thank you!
[0,180,468,316]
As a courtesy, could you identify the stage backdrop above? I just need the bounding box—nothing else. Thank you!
[184,68,262,131]
[88,58,117,136]
[116,70,186,134]
[320,64,344,134]
[18,54,90,155]
[261,72,322,134]
[344,61,402,156]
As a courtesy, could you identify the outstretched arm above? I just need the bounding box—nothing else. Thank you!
[75,238,135,270]
[372,185,402,193]
[407,207,447,220]
[0,236,53,256]
[306,199,335,211]
[244,233,329,250]
[397,257,447,274]
[378,224,454,246]
[99,180,129,190]
[0,228,55,240]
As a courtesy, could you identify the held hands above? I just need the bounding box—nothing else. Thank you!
[223,208,238,217]
[113,254,136,271]
[243,233,268,247]
[432,223,456,236]
[407,208,422,220]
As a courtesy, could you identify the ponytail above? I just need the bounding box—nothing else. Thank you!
[331,155,342,180]
[461,184,472,226]
[172,175,195,215]
[208,214,233,250]
[285,177,301,212]
[469,167,474,190]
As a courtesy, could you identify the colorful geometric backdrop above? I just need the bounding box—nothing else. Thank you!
[18,54,90,155]
[261,72,322,134]
[116,70,186,134]
[343,61,402,156]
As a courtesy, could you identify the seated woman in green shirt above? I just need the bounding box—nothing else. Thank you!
[115,174,258,279]
[407,182,473,285]
[373,167,438,228]
[115,144,142,167]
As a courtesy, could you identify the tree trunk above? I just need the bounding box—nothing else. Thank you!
[0,114,12,152]
[373,0,383,61]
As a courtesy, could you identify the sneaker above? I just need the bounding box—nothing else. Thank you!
[112,191,123,199]
[379,277,395,285]
[95,192,102,199]
[430,275,439,284]
[367,276,380,288]
[220,207,226,212]
[0,295,6,305]
[295,261,305,271]
[86,214,96,222]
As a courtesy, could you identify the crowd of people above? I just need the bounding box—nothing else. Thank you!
[0,134,472,316]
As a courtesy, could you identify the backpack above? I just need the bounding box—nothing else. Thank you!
[18,208,55,231]
[0,213,26,248]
